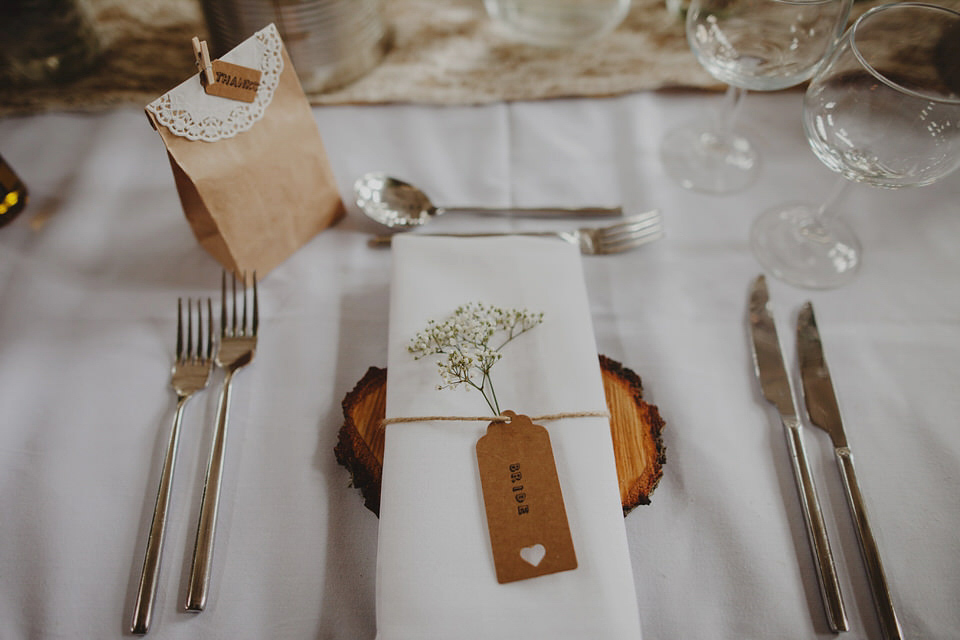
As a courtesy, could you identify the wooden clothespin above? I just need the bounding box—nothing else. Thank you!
[192,36,216,86]
[191,35,262,103]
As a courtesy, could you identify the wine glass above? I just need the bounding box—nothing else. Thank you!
[750,2,960,289]
[660,0,852,193]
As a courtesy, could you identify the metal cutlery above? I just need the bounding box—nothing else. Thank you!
[747,275,848,632]
[355,172,624,230]
[186,271,258,612]
[798,302,903,640]
[132,299,213,634]
[367,209,664,255]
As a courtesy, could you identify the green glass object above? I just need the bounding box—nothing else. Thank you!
[0,155,28,228]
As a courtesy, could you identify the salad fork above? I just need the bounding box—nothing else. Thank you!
[132,299,213,635]
[367,209,664,255]
[186,271,258,612]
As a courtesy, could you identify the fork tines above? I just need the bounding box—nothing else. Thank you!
[221,271,258,338]
[596,211,664,253]
[177,297,214,363]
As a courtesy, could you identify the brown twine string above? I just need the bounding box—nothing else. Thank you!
[381,410,610,427]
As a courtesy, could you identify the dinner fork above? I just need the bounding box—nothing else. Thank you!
[132,298,213,635]
[367,209,664,255]
[186,271,258,612]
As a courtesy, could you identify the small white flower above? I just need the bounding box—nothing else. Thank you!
[408,302,543,414]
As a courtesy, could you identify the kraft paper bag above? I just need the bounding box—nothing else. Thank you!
[146,24,344,277]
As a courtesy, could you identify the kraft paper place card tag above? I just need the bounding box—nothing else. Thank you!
[193,37,262,103]
[145,24,344,278]
[203,59,261,102]
[476,411,578,584]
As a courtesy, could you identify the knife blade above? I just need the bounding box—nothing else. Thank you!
[748,275,848,633]
[798,302,904,640]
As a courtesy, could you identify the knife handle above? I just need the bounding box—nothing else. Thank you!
[835,448,904,640]
[439,205,623,217]
[782,418,849,633]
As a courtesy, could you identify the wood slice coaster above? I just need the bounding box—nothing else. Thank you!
[335,354,666,516]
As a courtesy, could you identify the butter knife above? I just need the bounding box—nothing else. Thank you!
[748,275,848,632]
[797,302,904,640]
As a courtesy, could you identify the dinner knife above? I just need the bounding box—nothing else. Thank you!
[748,275,848,633]
[797,302,904,640]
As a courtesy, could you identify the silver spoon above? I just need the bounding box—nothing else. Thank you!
[354,172,623,230]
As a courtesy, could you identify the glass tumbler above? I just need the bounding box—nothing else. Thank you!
[484,0,631,47]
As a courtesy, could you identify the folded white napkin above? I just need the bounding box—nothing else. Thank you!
[377,235,642,639]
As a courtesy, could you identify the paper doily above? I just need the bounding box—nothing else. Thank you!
[146,23,283,142]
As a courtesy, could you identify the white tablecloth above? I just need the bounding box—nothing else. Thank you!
[1,91,958,639]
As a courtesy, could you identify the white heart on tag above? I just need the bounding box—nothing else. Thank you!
[519,544,546,567]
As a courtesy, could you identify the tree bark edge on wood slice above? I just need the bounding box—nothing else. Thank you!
[334,354,666,517]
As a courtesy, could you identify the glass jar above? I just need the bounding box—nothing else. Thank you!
[201,0,390,94]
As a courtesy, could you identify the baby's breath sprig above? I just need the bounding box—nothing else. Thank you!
[408,302,544,414]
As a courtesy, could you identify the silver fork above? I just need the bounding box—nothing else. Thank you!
[367,209,664,255]
[186,271,258,612]
[132,299,213,635]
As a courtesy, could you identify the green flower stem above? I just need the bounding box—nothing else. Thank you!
[466,377,497,414]
[484,370,500,415]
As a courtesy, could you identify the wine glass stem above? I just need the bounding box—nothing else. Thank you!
[814,176,850,228]
[716,85,748,141]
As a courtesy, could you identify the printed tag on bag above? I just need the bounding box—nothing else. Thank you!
[476,411,577,583]
[203,59,262,103]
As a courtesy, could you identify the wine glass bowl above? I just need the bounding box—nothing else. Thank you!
[661,0,852,193]
[802,9,960,187]
[751,2,960,289]
[688,0,851,91]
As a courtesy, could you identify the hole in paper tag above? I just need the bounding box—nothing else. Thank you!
[520,544,546,567]
[476,411,577,584]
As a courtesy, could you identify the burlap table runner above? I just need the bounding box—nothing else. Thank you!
[0,0,915,117]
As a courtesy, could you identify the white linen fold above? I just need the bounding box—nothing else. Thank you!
[377,235,642,640]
